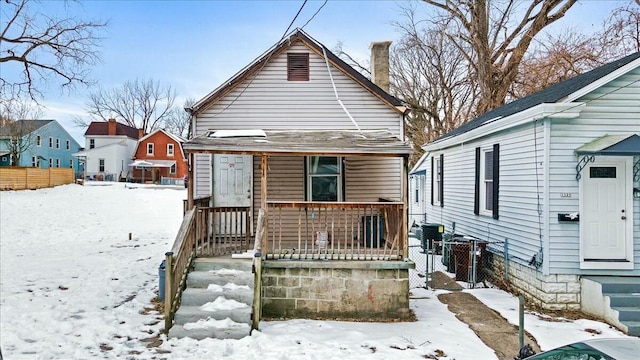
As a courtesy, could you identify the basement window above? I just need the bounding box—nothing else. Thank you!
[287,53,309,81]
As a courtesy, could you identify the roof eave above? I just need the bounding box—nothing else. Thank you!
[423,102,585,151]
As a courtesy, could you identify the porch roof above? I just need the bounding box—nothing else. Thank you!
[575,134,640,156]
[183,129,412,157]
[129,159,176,168]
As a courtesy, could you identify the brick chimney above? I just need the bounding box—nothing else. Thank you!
[107,118,116,136]
[138,128,144,139]
[370,41,391,92]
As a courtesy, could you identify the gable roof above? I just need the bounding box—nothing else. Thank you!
[0,119,53,137]
[133,129,186,160]
[138,128,185,144]
[188,28,406,116]
[434,51,640,143]
[84,121,140,139]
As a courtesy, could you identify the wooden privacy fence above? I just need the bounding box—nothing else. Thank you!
[0,167,74,190]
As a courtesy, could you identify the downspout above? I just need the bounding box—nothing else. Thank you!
[542,119,551,275]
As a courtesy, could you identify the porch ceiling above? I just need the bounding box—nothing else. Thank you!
[183,129,412,157]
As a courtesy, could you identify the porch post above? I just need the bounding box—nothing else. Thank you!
[187,152,194,210]
[402,155,409,259]
[260,154,268,252]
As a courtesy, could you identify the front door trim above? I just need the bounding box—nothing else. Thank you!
[579,156,634,270]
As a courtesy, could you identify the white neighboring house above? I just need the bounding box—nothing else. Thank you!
[409,153,428,227]
[416,51,640,335]
[74,119,141,181]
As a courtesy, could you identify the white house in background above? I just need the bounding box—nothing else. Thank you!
[409,154,428,227]
[416,51,640,335]
[74,119,142,181]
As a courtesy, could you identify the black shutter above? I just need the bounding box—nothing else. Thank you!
[439,154,444,207]
[430,156,434,205]
[492,144,500,219]
[474,147,480,215]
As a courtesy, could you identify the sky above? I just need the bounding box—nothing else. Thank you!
[0,181,633,359]
[2,0,632,143]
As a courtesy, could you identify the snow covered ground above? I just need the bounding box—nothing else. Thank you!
[0,182,632,359]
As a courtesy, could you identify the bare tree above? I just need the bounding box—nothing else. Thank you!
[510,30,605,99]
[598,4,640,61]
[512,2,640,98]
[0,0,107,101]
[391,4,478,165]
[84,78,177,134]
[0,98,43,165]
[423,0,577,114]
[163,98,195,139]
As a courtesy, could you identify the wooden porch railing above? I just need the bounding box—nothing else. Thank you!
[164,208,196,332]
[265,201,405,260]
[164,205,251,332]
[183,196,211,215]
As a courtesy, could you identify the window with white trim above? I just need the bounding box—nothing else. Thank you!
[147,143,154,155]
[55,158,60,168]
[37,136,41,146]
[49,158,53,167]
[56,138,60,149]
[66,140,70,150]
[167,143,174,156]
[99,158,105,172]
[49,137,53,148]
[69,159,73,168]
[480,149,493,214]
[306,156,342,201]
[432,156,443,206]
[32,156,37,167]
[89,138,95,149]
[169,163,176,174]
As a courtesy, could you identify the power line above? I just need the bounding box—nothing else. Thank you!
[210,0,314,118]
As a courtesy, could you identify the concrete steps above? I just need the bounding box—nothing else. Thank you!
[168,257,254,340]
[583,276,640,337]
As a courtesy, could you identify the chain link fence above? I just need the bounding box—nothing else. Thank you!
[409,227,506,290]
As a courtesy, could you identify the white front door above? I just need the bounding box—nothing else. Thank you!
[212,154,253,238]
[581,158,628,261]
[213,154,252,207]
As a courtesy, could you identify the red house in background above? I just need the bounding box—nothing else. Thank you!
[130,129,187,184]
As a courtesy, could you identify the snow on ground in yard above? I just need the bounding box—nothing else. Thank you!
[0,182,633,359]
[470,288,630,351]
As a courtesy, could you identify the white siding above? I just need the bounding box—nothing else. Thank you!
[192,41,404,199]
[194,154,211,199]
[425,122,546,265]
[195,43,402,136]
[423,67,640,277]
[547,67,640,275]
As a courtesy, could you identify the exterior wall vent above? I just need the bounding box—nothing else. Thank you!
[287,53,309,81]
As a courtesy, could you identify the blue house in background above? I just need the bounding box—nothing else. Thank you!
[0,120,83,174]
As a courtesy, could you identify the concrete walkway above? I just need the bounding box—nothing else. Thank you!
[438,291,541,360]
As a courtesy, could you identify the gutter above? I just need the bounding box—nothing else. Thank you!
[423,102,585,152]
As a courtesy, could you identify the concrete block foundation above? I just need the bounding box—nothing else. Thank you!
[262,260,415,321]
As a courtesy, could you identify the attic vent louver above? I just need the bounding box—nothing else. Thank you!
[287,53,309,81]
